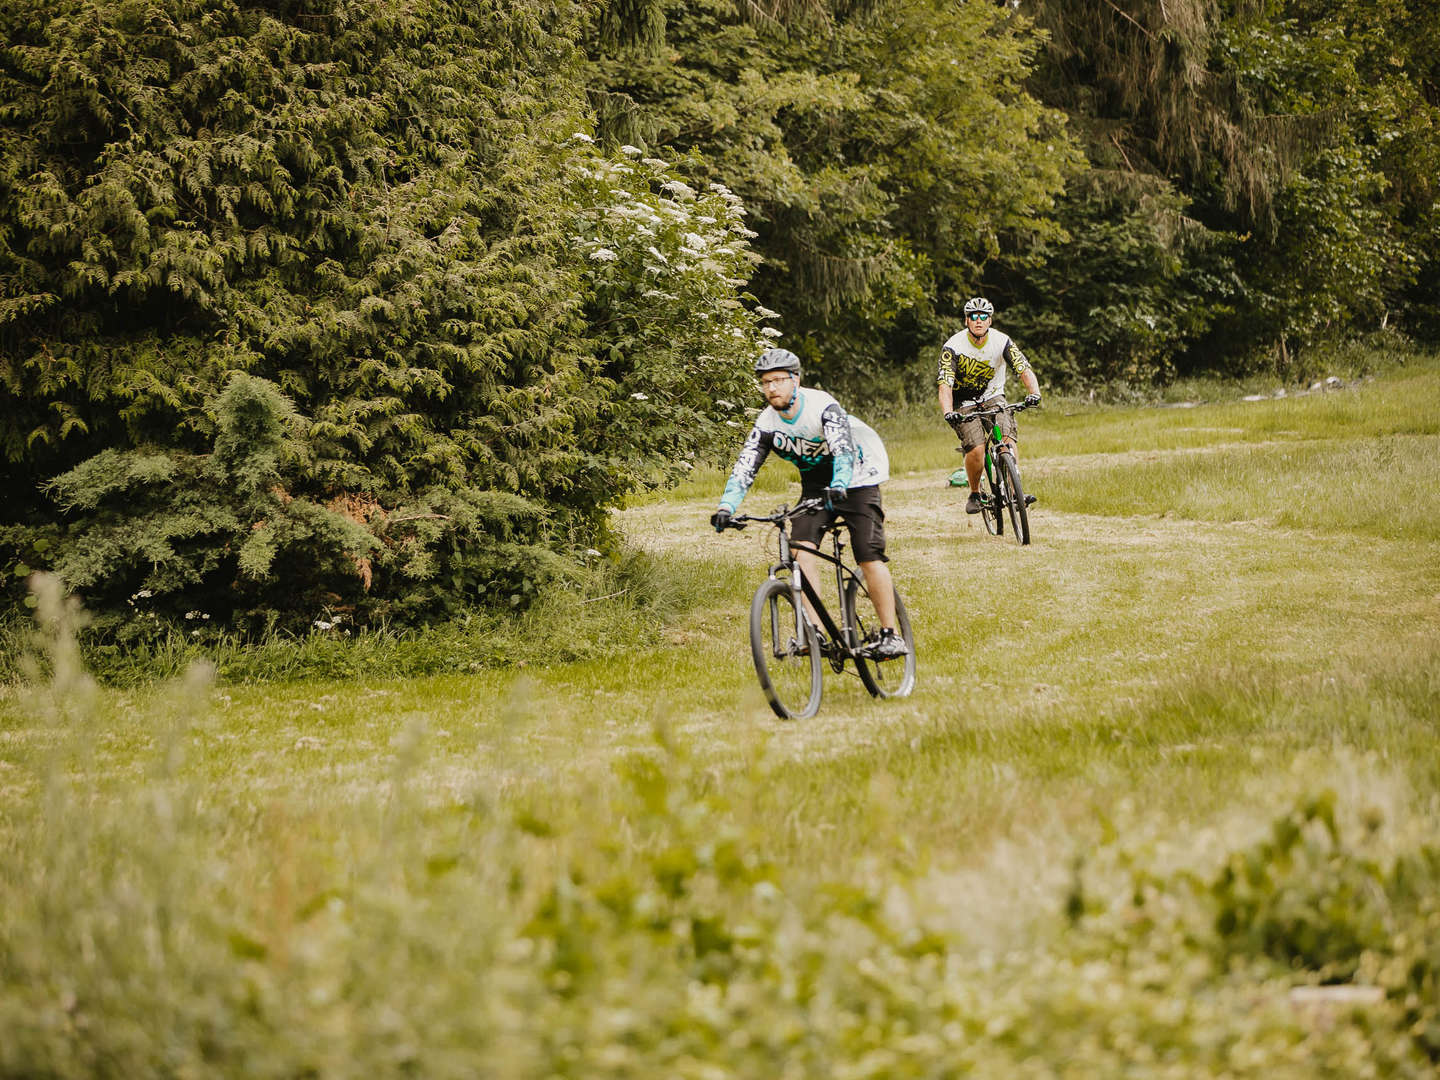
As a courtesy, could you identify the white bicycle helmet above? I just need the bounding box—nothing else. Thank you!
[963,296,995,318]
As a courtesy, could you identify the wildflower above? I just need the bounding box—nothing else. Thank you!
[620,144,642,157]
[630,392,649,401]
[588,248,619,262]
[571,132,594,143]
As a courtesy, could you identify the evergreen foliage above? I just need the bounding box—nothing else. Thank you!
[0,0,762,628]
[588,0,1080,398]
[1012,0,1439,385]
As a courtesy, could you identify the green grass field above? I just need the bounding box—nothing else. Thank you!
[3,355,1439,1076]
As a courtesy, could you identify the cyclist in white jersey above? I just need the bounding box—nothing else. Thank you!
[711,348,907,659]
[937,296,1042,514]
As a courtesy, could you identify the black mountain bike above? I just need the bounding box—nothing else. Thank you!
[721,499,916,719]
[954,401,1036,546]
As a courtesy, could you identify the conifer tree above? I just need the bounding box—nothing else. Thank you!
[0,0,762,628]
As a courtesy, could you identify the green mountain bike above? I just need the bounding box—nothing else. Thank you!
[721,499,916,719]
[951,400,1036,546]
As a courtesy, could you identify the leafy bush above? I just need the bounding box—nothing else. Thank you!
[0,0,761,630]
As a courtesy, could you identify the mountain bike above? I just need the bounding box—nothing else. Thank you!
[721,499,916,719]
[952,400,1036,546]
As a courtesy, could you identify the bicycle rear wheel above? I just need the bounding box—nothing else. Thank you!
[750,577,823,719]
[999,452,1030,546]
[846,579,917,699]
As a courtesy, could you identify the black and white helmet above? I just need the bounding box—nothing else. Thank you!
[754,347,802,376]
[963,296,995,318]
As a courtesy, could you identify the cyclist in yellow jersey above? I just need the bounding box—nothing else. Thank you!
[936,297,1042,514]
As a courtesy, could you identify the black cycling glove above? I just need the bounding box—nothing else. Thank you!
[710,508,732,532]
[823,485,847,510]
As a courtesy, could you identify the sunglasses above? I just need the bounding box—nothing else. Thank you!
[966,312,991,321]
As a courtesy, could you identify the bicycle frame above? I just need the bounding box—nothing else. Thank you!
[763,507,866,669]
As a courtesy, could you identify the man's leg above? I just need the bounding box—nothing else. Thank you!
[858,559,898,631]
[964,444,985,489]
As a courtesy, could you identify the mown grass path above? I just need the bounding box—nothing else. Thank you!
[3,367,1439,1077]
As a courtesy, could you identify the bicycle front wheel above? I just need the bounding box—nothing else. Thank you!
[846,579,917,699]
[982,460,1004,537]
[999,452,1031,546]
[750,577,823,719]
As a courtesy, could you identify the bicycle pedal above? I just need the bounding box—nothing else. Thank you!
[1024,494,1036,506]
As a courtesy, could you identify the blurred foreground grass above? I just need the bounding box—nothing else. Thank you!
[1,347,1439,1076]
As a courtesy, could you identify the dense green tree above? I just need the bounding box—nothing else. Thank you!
[1015,0,1437,385]
[588,0,1080,399]
[0,0,762,628]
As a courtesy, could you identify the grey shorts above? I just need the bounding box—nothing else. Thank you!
[951,397,1017,454]
[791,484,888,563]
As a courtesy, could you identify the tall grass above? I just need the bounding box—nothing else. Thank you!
[0,547,740,688]
[3,588,1437,1076]
[2,344,1439,1076]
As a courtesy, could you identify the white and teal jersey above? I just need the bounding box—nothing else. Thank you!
[719,389,889,513]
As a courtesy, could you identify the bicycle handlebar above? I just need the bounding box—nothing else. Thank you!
[724,497,825,530]
[958,399,1036,422]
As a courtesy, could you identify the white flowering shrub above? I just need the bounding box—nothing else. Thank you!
[567,137,770,490]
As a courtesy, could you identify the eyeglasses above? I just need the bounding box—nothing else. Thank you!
[758,374,794,389]
[966,312,991,322]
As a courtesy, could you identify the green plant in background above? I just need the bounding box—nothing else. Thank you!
[587,0,1079,400]
[0,0,763,632]
[565,139,763,496]
[3,579,1438,1076]
[1015,0,1439,388]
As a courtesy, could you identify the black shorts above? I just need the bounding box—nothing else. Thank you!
[791,485,888,563]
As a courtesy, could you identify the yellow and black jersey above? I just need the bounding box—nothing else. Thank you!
[937,328,1031,403]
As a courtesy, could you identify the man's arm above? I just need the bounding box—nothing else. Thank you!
[938,346,957,417]
[718,427,771,512]
[820,404,857,489]
[939,383,955,414]
[1004,338,1041,401]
